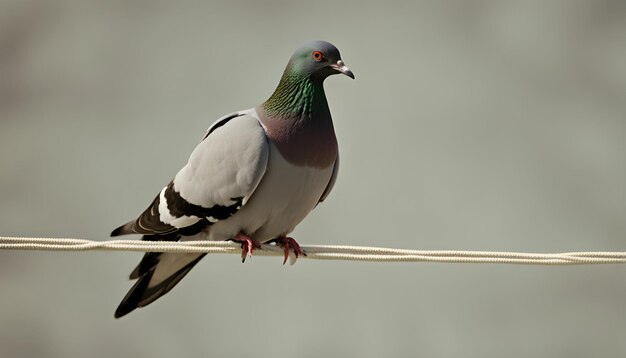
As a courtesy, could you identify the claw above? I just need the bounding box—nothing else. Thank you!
[231,233,260,263]
[273,236,306,265]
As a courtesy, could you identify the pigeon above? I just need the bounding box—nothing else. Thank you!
[111,40,354,318]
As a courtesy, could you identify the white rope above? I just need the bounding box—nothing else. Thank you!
[1,236,626,265]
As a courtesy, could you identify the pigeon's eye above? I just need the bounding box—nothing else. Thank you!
[312,51,324,62]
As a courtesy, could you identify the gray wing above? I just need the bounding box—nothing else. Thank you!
[112,112,269,318]
[318,154,339,203]
[112,113,269,236]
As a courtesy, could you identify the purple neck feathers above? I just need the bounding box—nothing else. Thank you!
[258,71,338,168]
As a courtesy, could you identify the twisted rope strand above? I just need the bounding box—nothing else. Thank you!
[1,236,625,265]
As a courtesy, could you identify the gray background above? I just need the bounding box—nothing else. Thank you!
[1,1,626,357]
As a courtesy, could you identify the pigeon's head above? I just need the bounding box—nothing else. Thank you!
[287,40,354,81]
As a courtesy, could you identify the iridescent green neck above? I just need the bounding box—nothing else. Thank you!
[262,67,329,120]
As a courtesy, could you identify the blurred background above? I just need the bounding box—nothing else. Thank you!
[1,0,626,357]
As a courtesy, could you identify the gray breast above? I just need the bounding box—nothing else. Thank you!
[206,140,335,242]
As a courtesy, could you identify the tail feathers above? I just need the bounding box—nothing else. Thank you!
[129,252,161,279]
[128,232,183,279]
[114,253,206,318]
[112,216,212,317]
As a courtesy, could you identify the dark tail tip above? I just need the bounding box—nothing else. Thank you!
[114,254,206,318]
[114,269,153,318]
[114,306,133,319]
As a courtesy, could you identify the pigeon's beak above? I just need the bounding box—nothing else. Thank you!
[331,60,355,79]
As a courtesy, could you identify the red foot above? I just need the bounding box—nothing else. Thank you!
[231,233,260,263]
[272,236,306,265]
